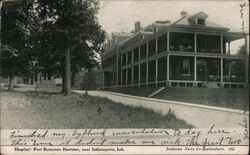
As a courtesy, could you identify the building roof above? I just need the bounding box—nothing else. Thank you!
[188,11,208,20]
[103,11,245,55]
[172,11,229,31]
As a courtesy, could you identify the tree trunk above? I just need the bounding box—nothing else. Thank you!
[88,67,91,72]
[64,48,71,95]
[48,72,52,80]
[8,72,14,91]
[31,76,34,85]
[35,71,38,82]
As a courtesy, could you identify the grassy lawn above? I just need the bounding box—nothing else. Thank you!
[1,89,192,129]
[110,87,249,111]
[154,87,249,111]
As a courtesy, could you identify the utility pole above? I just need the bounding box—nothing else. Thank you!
[239,1,249,86]
[0,0,3,89]
[239,1,249,54]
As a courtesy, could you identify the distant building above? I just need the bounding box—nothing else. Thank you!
[101,11,249,89]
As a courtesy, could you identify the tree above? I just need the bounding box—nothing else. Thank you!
[35,0,105,95]
[1,0,38,90]
[80,71,97,90]
[237,44,248,56]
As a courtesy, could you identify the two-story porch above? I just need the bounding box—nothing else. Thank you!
[115,30,248,89]
[101,11,249,89]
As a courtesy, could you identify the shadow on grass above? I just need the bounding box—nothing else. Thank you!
[1,89,193,129]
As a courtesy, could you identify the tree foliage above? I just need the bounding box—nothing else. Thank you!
[237,44,248,56]
[34,0,106,92]
[1,0,38,90]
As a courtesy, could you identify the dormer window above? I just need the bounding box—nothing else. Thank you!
[196,18,205,25]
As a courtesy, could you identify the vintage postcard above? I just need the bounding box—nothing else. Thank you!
[0,0,249,154]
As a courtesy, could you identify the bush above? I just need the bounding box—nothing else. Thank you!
[80,71,97,90]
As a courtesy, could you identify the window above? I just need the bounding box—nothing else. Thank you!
[182,58,190,75]
[102,54,117,68]
[148,60,156,82]
[133,47,139,62]
[169,32,194,52]
[148,39,156,57]
[197,18,205,25]
[197,34,220,53]
[119,54,122,66]
[127,51,132,64]
[127,67,131,85]
[157,33,168,53]
[158,56,167,81]
[122,69,126,85]
[223,59,246,82]
[140,44,147,59]
[140,63,147,83]
[102,59,107,68]
[122,53,126,66]
[133,65,139,84]
[170,56,194,80]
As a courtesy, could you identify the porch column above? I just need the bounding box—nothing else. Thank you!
[126,68,128,87]
[126,52,128,65]
[139,46,141,60]
[194,56,197,82]
[121,53,123,66]
[228,42,231,55]
[146,42,149,58]
[131,49,134,63]
[194,33,197,53]
[156,37,158,54]
[167,31,170,51]
[155,58,158,86]
[167,54,170,81]
[220,35,223,54]
[220,58,224,85]
[146,61,149,87]
[139,64,141,87]
[121,69,123,86]
[131,66,134,86]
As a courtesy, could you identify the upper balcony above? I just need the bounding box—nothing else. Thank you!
[168,31,248,57]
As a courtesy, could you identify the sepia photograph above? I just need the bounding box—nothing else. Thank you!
[0,0,249,154]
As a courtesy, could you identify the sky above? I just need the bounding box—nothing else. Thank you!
[97,0,249,53]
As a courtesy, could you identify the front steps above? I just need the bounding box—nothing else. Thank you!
[148,87,166,97]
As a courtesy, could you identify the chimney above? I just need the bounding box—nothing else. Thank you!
[155,20,171,24]
[134,21,141,32]
[180,11,187,18]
